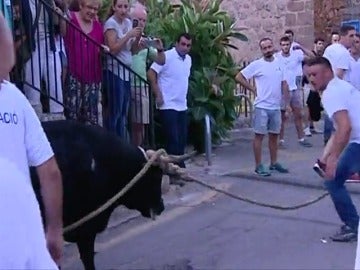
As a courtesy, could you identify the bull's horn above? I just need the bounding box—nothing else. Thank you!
[145,149,157,160]
[167,151,197,163]
[163,163,187,176]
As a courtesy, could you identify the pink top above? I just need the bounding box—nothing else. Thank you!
[64,12,104,84]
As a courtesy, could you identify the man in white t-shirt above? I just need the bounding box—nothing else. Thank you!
[0,81,64,267]
[284,29,304,87]
[315,25,356,173]
[348,33,360,90]
[0,13,63,267]
[323,25,355,80]
[148,33,192,170]
[306,56,359,242]
[276,35,314,148]
[235,37,289,177]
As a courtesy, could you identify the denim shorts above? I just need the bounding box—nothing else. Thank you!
[253,107,281,135]
[281,89,303,110]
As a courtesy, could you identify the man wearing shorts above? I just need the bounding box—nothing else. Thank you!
[276,36,314,148]
[235,37,289,176]
[130,4,165,146]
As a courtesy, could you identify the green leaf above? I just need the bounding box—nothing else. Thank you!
[191,106,208,121]
[147,0,248,150]
[229,32,249,41]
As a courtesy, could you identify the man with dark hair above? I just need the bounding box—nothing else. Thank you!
[325,25,355,80]
[276,36,314,148]
[305,56,359,242]
[331,31,340,44]
[315,24,356,169]
[348,33,360,90]
[284,29,304,89]
[313,37,325,56]
[147,33,192,172]
[235,37,289,176]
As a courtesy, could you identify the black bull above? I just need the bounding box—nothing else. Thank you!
[30,120,166,270]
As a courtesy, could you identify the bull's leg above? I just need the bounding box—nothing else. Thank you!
[77,234,97,270]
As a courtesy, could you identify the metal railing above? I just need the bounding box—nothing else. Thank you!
[235,61,255,119]
[2,0,155,147]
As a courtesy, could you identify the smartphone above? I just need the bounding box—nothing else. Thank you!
[132,19,139,28]
[144,38,158,48]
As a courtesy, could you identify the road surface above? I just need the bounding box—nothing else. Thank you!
[63,176,359,269]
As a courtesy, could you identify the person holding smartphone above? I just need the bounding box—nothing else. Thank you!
[103,0,142,140]
[129,3,165,146]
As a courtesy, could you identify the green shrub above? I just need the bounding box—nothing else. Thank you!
[146,0,248,152]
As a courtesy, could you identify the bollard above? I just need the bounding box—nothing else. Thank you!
[205,113,212,166]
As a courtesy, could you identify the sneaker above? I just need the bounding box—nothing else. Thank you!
[346,173,360,183]
[299,139,312,147]
[269,162,289,173]
[304,127,312,137]
[255,164,271,177]
[278,139,286,149]
[313,159,326,178]
[330,225,357,242]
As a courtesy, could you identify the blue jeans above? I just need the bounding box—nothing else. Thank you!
[324,143,360,230]
[103,70,130,140]
[324,113,335,144]
[160,109,188,168]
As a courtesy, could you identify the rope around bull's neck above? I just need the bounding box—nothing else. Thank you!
[63,149,167,234]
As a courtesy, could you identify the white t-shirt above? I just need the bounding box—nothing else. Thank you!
[347,57,360,90]
[290,41,304,76]
[241,57,285,110]
[322,77,360,143]
[104,16,133,80]
[275,51,303,91]
[151,48,192,111]
[323,43,352,79]
[0,81,54,179]
[0,157,57,269]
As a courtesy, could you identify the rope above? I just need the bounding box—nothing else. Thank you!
[63,149,167,234]
[181,175,330,210]
[63,150,331,234]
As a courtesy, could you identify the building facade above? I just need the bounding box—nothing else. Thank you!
[222,0,360,62]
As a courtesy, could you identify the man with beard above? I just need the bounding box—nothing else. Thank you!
[314,25,356,175]
[306,56,359,242]
[235,38,289,177]
[147,33,192,172]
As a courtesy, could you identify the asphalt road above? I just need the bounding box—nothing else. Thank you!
[63,176,359,270]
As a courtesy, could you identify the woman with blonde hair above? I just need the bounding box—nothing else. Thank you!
[61,0,104,124]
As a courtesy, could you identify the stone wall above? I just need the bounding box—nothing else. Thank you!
[221,0,314,62]
[314,0,360,44]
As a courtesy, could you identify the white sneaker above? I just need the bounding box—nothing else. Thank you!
[304,127,312,137]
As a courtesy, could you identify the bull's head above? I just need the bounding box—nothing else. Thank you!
[122,149,195,220]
